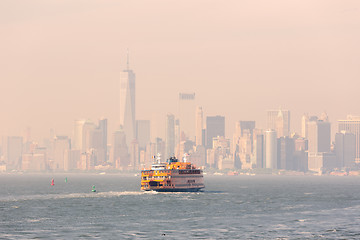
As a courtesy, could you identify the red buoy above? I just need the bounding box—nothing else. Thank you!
[51,179,55,186]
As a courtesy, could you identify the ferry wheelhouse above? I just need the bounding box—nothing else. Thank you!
[141,155,205,192]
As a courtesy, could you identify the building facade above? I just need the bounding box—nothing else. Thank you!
[120,68,136,147]
[165,114,175,159]
[196,106,204,146]
[136,120,151,150]
[206,115,225,149]
[178,92,196,141]
[267,109,290,137]
[335,131,356,168]
[338,115,360,164]
[265,130,277,169]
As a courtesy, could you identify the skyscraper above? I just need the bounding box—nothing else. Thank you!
[195,106,204,146]
[294,137,308,172]
[233,120,256,156]
[267,109,290,137]
[307,116,336,172]
[206,115,225,149]
[237,131,253,169]
[212,136,232,169]
[73,119,96,153]
[53,136,71,170]
[335,131,356,168]
[165,114,175,159]
[265,130,277,169]
[253,132,264,168]
[307,120,330,153]
[301,114,318,139]
[301,114,309,138]
[136,120,151,150]
[277,136,295,170]
[155,137,165,159]
[5,136,23,170]
[111,128,129,169]
[238,121,256,137]
[174,119,180,156]
[120,58,136,147]
[64,149,80,171]
[178,92,196,140]
[82,120,96,153]
[98,118,107,163]
[87,129,103,166]
[338,115,360,164]
[73,119,86,150]
[74,119,107,165]
[129,139,139,170]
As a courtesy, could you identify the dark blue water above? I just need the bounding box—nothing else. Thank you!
[1,174,360,239]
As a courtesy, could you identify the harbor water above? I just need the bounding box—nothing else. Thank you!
[1,174,360,239]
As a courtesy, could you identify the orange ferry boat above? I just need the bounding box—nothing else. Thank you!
[141,155,205,192]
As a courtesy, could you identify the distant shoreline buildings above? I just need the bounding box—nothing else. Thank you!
[0,63,359,174]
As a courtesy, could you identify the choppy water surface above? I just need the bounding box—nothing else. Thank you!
[1,174,360,239]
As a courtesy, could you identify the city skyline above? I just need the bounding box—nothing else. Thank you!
[3,101,360,172]
[1,0,360,140]
[0,53,356,144]
[0,102,357,144]
[2,1,360,239]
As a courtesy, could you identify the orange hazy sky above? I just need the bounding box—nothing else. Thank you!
[0,0,359,140]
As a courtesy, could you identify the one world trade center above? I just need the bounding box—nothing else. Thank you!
[119,56,136,147]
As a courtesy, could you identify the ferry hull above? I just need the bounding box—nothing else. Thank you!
[144,187,204,192]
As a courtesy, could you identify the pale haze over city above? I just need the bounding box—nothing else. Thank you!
[2,1,360,239]
[1,0,359,140]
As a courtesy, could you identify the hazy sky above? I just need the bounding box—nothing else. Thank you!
[1,0,359,141]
